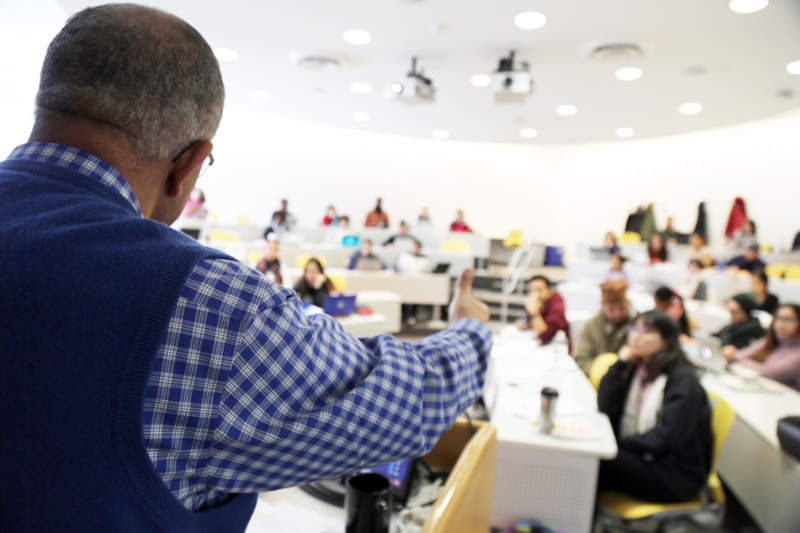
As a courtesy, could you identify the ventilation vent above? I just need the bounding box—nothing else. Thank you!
[580,40,644,62]
[296,56,340,71]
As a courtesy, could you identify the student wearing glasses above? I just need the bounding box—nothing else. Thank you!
[597,311,712,503]
[733,304,800,391]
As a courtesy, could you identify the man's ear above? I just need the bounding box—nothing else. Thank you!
[167,141,213,198]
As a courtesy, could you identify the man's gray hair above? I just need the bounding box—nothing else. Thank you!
[36,3,224,161]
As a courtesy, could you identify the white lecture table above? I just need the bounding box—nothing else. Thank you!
[354,290,402,334]
[485,329,618,533]
[334,312,391,337]
[701,373,800,533]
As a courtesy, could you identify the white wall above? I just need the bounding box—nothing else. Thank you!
[3,1,799,256]
[205,103,800,253]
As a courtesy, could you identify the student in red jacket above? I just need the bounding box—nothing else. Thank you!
[516,275,571,349]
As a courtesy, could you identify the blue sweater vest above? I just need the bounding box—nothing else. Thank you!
[0,159,258,532]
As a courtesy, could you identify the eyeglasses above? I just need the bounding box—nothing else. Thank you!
[775,316,799,324]
[171,141,215,176]
[628,326,658,336]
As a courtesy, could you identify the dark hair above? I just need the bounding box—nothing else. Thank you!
[654,286,675,303]
[271,211,285,223]
[688,258,702,269]
[36,4,224,161]
[754,304,800,362]
[691,232,707,244]
[339,215,349,223]
[611,252,627,264]
[755,271,769,286]
[632,310,696,383]
[746,220,757,234]
[295,258,332,296]
[648,235,668,261]
[731,293,757,316]
[375,198,382,214]
[530,275,553,288]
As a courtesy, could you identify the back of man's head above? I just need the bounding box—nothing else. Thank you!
[36,3,224,162]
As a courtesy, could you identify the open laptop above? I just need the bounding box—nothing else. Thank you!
[322,294,357,316]
[691,332,727,374]
[355,257,384,271]
[341,235,360,247]
[433,263,450,274]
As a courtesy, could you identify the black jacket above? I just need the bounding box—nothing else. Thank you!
[598,360,712,488]
[714,317,765,349]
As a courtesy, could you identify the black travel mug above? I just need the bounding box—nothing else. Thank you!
[345,473,392,533]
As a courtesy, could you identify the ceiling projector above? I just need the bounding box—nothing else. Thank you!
[386,57,435,104]
[491,51,533,103]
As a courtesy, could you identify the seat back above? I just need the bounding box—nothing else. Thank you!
[327,274,347,293]
[207,229,242,242]
[706,392,735,503]
[589,353,619,390]
[618,232,642,244]
[295,253,327,269]
[442,239,470,252]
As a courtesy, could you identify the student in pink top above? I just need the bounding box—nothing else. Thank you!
[734,304,800,391]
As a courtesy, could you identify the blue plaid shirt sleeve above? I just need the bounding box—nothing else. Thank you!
[144,258,491,511]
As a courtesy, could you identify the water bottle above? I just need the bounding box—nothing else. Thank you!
[552,330,569,361]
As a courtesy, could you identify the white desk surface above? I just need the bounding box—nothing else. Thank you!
[488,334,618,460]
[247,488,343,533]
[335,312,390,338]
[701,373,800,449]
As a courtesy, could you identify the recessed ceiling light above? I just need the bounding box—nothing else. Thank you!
[555,104,578,116]
[350,82,373,94]
[519,128,538,138]
[615,67,643,81]
[470,74,492,88]
[787,61,800,75]
[352,112,371,122]
[514,12,547,30]
[679,103,703,115]
[615,128,635,138]
[213,48,239,61]
[432,130,450,140]
[343,30,372,45]
[250,90,270,101]
[728,0,769,14]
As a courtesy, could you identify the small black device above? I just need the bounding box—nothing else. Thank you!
[433,263,450,274]
[360,458,416,506]
[180,228,201,240]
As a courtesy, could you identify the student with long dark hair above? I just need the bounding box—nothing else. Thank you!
[647,234,668,264]
[293,258,335,307]
[734,304,800,391]
[598,311,712,503]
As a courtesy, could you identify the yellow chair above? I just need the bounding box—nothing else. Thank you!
[764,264,788,279]
[617,232,642,244]
[589,353,619,391]
[503,230,523,248]
[236,214,251,225]
[207,229,242,242]
[785,265,800,281]
[442,240,470,252]
[247,250,264,267]
[295,254,327,270]
[596,393,735,531]
[327,274,347,293]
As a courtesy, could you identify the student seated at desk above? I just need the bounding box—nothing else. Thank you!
[726,244,766,275]
[605,253,628,282]
[322,205,338,226]
[598,311,712,503]
[574,281,634,375]
[365,198,390,228]
[677,259,709,301]
[293,258,335,307]
[515,275,570,349]
[449,209,473,233]
[750,271,779,315]
[383,220,420,249]
[255,237,282,285]
[715,294,765,359]
[654,287,691,341]
[733,304,800,391]
[648,234,668,264]
[395,241,432,274]
[348,239,387,271]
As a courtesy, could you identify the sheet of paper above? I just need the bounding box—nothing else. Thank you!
[246,498,343,533]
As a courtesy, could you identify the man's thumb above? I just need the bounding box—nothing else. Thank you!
[455,268,475,295]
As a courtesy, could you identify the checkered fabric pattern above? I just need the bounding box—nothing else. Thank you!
[9,143,492,512]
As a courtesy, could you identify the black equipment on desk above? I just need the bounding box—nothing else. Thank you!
[778,416,800,461]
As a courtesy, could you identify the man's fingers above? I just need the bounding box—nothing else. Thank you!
[455,268,475,296]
